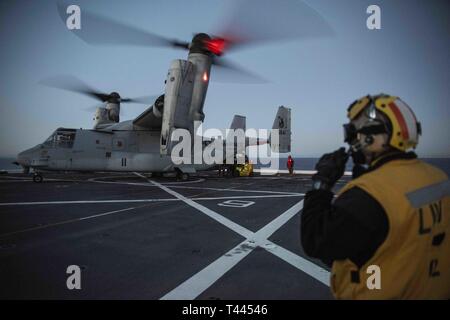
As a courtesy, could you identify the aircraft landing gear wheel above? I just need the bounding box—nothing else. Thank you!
[177,172,189,181]
[33,173,43,183]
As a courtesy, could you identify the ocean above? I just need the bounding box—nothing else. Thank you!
[260,157,450,176]
[1,157,450,176]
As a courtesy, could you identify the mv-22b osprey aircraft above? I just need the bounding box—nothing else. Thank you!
[14,0,334,182]
[15,83,291,182]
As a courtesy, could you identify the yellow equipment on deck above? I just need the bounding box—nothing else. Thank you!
[235,162,254,177]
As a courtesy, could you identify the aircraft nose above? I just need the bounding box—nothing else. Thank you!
[16,149,32,167]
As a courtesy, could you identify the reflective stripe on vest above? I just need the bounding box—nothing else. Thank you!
[406,180,450,209]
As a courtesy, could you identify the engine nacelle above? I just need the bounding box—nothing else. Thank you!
[160,59,195,155]
[188,52,212,122]
[106,102,120,123]
[93,107,108,128]
[93,102,120,129]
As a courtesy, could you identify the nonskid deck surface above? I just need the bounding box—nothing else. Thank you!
[0,172,350,299]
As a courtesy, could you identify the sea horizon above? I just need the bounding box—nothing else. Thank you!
[2,156,450,176]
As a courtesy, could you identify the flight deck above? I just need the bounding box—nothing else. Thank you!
[0,172,350,299]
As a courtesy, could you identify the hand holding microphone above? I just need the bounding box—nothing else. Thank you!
[312,147,349,190]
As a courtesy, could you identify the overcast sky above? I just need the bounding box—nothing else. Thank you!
[0,0,449,157]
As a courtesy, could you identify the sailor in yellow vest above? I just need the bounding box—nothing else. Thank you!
[301,94,450,299]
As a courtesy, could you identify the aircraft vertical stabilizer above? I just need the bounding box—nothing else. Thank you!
[271,106,291,153]
[229,115,246,132]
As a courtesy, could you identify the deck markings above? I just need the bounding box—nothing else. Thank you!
[87,177,302,196]
[0,206,141,238]
[0,199,177,206]
[135,173,255,238]
[88,176,206,185]
[131,174,329,299]
[1,173,329,298]
[160,199,330,300]
[169,185,301,195]
[0,193,304,207]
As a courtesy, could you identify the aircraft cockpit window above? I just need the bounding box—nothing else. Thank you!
[43,130,76,148]
[55,131,76,148]
[43,133,55,146]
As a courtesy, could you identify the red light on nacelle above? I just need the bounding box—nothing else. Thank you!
[202,72,208,82]
[204,38,226,56]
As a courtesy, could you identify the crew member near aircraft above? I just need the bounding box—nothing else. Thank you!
[301,94,450,299]
[287,155,294,175]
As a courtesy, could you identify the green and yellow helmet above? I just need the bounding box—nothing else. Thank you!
[346,94,422,151]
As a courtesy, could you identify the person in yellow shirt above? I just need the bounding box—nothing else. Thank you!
[301,94,450,299]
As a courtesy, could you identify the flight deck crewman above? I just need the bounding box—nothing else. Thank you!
[287,155,295,175]
[301,94,450,299]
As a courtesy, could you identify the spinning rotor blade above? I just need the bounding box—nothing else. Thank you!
[211,57,267,84]
[40,75,110,102]
[57,2,189,49]
[55,1,334,84]
[213,0,334,52]
[121,95,159,104]
[41,75,160,106]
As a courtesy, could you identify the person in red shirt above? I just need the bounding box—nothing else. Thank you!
[287,155,294,175]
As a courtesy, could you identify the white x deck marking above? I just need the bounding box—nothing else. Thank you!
[132,173,330,300]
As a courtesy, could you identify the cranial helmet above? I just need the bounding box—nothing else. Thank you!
[344,94,422,152]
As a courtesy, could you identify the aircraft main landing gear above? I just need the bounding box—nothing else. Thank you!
[176,171,189,181]
[33,173,43,183]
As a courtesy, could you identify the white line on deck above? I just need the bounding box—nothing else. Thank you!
[88,177,302,196]
[0,199,177,206]
[131,173,329,300]
[0,177,70,182]
[160,199,330,300]
[0,193,304,207]
[161,239,257,300]
[134,173,254,238]
[0,206,139,238]
[263,240,330,286]
[169,185,301,195]
[197,194,304,201]
[88,176,206,185]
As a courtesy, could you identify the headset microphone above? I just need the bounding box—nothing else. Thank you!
[365,135,374,146]
[349,135,374,155]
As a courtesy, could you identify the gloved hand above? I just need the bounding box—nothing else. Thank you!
[313,147,349,189]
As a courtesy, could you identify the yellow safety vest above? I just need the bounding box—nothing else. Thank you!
[332,158,450,299]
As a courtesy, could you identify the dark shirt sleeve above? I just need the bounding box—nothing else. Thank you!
[300,187,389,268]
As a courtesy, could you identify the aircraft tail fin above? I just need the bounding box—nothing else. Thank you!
[229,115,246,131]
[271,106,291,153]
